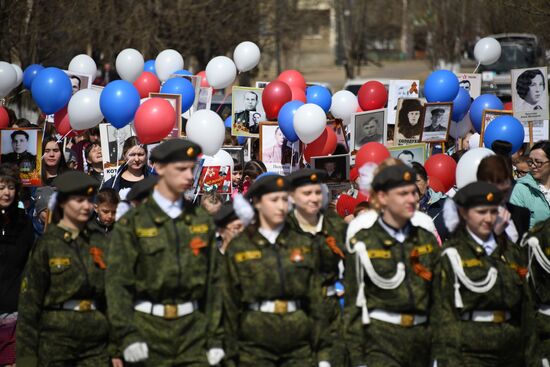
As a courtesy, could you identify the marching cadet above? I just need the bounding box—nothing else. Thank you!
[286,169,348,367]
[431,182,530,366]
[17,171,111,366]
[221,174,332,367]
[344,164,440,367]
[516,217,550,365]
[106,139,224,366]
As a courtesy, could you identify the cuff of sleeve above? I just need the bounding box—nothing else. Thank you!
[122,333,145,352]
[17,355,38,367]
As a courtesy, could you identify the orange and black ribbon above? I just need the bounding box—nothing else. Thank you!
[190,236,207,256]
[410,248,432,281]
[409,82,418,94]
[325,235,345,259]
[89,247,106,269]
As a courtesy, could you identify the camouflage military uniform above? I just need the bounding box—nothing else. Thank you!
[106,197,221,367]
[222,225,331,367]
[431,227,529,366]
[344,220,440,367]
[521,218,550,365]
[17,224,110,367]
[287,210,348,367]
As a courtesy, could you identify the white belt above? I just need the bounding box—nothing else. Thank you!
[61,300,97,311]
[325,285,337,297]
[248,300,300,314]
[539,304,550,316]
[369,309,427,327]
[134,301,198,319]
[461,310,511,323]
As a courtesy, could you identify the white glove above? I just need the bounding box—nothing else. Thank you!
[542,358,549,367]
[319,362,331,367]
[432,361,438,367]
[206,348,225,366]
[123,342,149,363]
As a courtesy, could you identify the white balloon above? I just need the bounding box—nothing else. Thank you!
[449,114,473,139]
[186,110,225,156]
[11,64,22,89]
[68,54,97,77]
[455,147,494,189]
[330,90,358,125]
[116,48,144,83]
[205,56,237,90]
[0,62,16,98]
[233,41,261,72]
[68,89,103,130]
[155,49,184,82]
[293,103,327,144]
[474,37,501,66]
[203,150,234,171]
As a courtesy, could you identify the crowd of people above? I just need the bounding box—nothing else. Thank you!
[0,98,550,367]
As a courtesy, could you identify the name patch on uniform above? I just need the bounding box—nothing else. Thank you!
[462,258,482,268]
[234,251,262,263]
[190,224,209,234]
[136,228,158,237]
[367,249,391,259]
[49,258,70,267]
[414,244,433,255]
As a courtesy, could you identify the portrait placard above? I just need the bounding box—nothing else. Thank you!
[232,87,266,138]
[512,66,549,122]
[0,128,42,186]
[259,122,301,174]
[420,102,453,143]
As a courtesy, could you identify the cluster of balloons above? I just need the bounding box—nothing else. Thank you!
[205,41,261,90]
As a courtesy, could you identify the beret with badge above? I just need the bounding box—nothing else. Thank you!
[453,181,503,208]
[246,174,289,199]
[150,139,201,164]
[287,168,327,189]
[53,171,99,196]
[371,165,416,192]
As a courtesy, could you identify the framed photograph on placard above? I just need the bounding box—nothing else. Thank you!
[64,70,93,95]
[522,120,549,144]
[387,80,419,126]
[327,119,349,152]
[99,123,136,182]
[222,146,245,168]
[232,87,266,138]
[198,165,232,194]
[0,128,42,186]
[479,109,513,146]
[243,138,252,162]
[255,81,269,89]
[197,87,213,111]
[420,102,453,143]
[455,73,482,100]
[169,74,201,112]
[311,154,350,183]
[393,98,426,146]
[512,66,549,123]
[388,143,427,166]
[259,122,301,174]
[149,93,182,138]
[350,109,386,150]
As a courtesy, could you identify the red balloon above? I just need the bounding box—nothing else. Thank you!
[277,70,306,90]
[336,194,358,218]
[0,107,9,128]
[503,101,513,111]
[54,107,81,138]
[133,72,160,99]
[196,71,211,89]
[358,81,388,111]
[290,86,306,102]
[304,127,337,162]
[424,154,457,192]
[350,166,359,182]
[134,98,176,144]
[428,176,446,193]
[262,81,292,120]
[356,105,364,113]
[355,142,390,168]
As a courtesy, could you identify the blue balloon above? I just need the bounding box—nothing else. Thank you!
[144,60,156,75]
[23,64,44,89]
[224,116,232,128]
[277,100,304,143]
[160,78,195,112]
[483,115,525,154]
[99,80,140,128]
[306,86,331,112]
[174,69,193,76]
[469,94,504,132]
[424,70,460,102]
[31,67,72,114]
[451,87,471,122]
[237,136,247,145]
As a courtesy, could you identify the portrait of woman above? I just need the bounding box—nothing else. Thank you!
[394,99,425,145]
[512,67,549,122]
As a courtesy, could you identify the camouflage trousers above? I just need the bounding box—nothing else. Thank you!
[535,312,550,365]
[322,296,347,367]
[35,310,109,367]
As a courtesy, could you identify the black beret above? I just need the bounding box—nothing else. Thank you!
[53,171,99,196]
[454,181,503,208]
[431,108,445,115]
[126,175,159,202]
[246,174,289,199]
[288,168,327,189]
[491,140,513,156]
[371,165,416,192]
[150,139,201,164]
[213,201,239,227]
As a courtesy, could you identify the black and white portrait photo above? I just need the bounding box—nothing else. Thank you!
[455,73,481,100]
[387,79,419,126]
[389,143,426,166]
[420,103,452,143]
[99,123,136,182]
[259,122,300,174]
[512,67,549,122]
[64,70,92,95]
[393,98,425,146]
[311,154,350,183]
[232,87,266,138]
[0,128,42,186]
[351,109,386,150]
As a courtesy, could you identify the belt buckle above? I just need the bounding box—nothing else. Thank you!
[79,300,92,311]
[164,304,178,320]
[274,300,288,314]
[401,313,414,327]
[493,311,505,323]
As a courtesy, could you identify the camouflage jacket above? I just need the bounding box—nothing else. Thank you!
[344,220,440,366]
[105,196,221,351]
[522,217,550,306]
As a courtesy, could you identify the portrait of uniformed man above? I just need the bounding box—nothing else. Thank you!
[1,130,37,173]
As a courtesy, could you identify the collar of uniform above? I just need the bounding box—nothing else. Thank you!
[259,224,284,245]
[294,210,324,235]
[377,217,410,244]
[56,223,79,242]
[153,189,183,219]
[466,227,497,256]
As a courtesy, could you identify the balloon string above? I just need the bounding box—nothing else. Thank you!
[473,62,481,74]
[215,93,232,114]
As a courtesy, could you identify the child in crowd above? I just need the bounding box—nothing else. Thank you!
[94,188,119,231]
